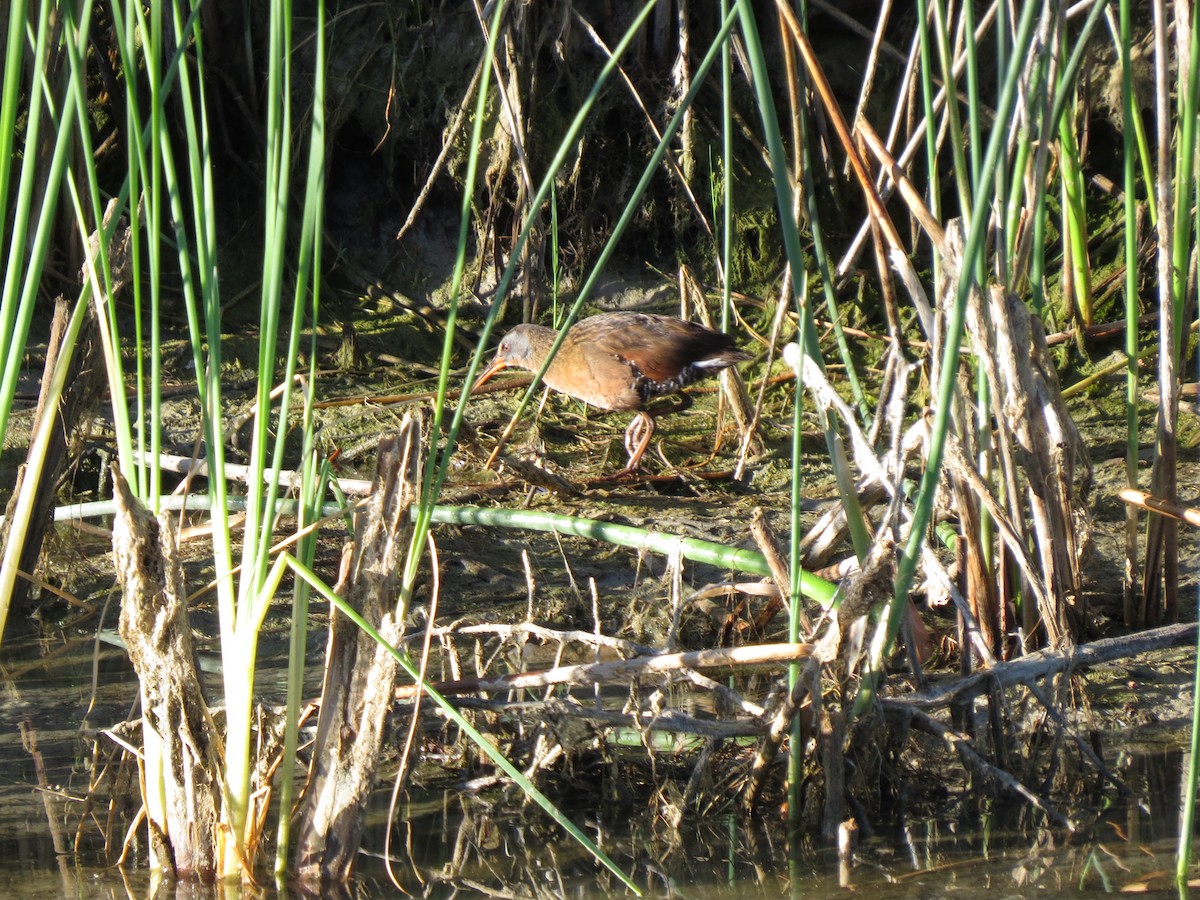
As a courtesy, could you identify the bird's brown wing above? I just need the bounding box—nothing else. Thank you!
[574,313,731,383]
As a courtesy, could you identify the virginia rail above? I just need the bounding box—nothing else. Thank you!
[473,311,750,474]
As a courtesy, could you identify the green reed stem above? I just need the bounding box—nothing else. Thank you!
[930,0,971,220]
[274,0,327,875]
[1170,4,1200,358]
[0,0,56,449]
[1057,79,1093,325]
[0,0,26,230]
[1119,0,1141,626]
[720,0,733,332]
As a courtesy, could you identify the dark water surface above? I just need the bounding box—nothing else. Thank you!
[1,620,1194,897]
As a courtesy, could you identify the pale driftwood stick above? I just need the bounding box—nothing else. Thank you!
[800,354,901,502]
[418,618,764,716]
[889,622,1197,712]
[133,450,375,497]
[405,621,659,658]
[1120,488,1200,529]
[395,642,813,699]
[883,703,1072,830]
[438,696,768,739]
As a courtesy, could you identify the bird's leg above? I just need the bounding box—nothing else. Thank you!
[619,411,656,476]
[616,393,695,476]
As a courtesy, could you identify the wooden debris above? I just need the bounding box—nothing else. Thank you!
[111,464,220,878]
[293,413,424,884]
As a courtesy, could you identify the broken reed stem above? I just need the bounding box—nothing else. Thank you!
[394,641,814,699]
[1119,488,1200,529]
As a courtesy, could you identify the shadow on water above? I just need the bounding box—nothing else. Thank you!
[0,620,1195,897]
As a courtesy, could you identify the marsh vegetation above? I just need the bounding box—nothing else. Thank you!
[0,0,1198,894]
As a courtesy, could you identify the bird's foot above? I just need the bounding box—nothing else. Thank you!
[618,412,657,476]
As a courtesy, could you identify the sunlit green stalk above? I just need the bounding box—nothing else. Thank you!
[1179,218,1200,883]
[1169,4,1200,356]
[0,0,55,448]
[109,0,149,499]
[963,0,982,188]
[736,0,858,818]
[930,0,972,219]
[1022,24,1060,319]
[51,495,835,606]
[735,3,813,352]
[1103,7,1157,228]
[787,275,810,826]
[153,0,233,617]
[274,0,327,876]
[779,16,870,550]
[550,182,562,328]
[212,0,327,872]
[1119,0,1141,626]
[0,4,89,645]
[1179,610,1200,879]
[242,0,294,598]
[0,0,27,229]
[111,0,180,512]
[1178,21,1200,871]
[720,0,732,333]
[155,0,246,871]
[402,0,505,616]
[1032,1,1111,319]
[1057,84,1092,325]
[60,2,137,481]
[728,0,817,478]
[914,0,941,287]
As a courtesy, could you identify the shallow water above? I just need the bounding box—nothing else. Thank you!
[1,618,1195,897]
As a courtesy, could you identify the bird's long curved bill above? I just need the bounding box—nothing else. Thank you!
[472,358,508,393]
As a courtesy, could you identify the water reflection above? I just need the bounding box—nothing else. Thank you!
[0,622,1195,896]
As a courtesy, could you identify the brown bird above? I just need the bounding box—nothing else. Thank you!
[473,311,751,474]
